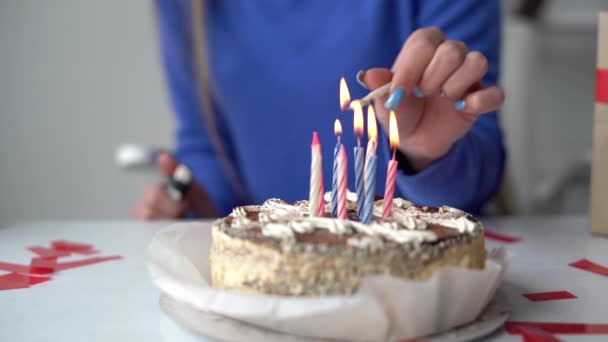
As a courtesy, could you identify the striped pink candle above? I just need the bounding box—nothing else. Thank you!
[382,111,399,218]
[382,158,398,218]
[316,166,325,217]
[337,144,348,220]
[309,132,324,217]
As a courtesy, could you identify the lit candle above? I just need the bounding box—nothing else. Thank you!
[337,144,348,219]
[339,76,351,112]
[362,105,378,224]
[382,111,399,218]
[331,77,350,217]
[309,131,324,217]
[331,119,342,217]
[352,100,365,219]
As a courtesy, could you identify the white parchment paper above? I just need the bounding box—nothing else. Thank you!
[147,222,509,341]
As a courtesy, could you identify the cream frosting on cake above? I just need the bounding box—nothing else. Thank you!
[209,192,485,296]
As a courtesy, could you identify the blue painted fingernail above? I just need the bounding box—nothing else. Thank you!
[356,70,368,90]
[454,100,466,111]
[384,87,406,110]
[412,86,424,98]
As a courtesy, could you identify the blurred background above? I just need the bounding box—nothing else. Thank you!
[0,0,606,224]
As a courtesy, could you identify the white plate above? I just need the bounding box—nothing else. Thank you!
[148,223,510,341]
[159,292,509,342]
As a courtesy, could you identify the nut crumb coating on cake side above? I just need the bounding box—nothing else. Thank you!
[210,192,485,296]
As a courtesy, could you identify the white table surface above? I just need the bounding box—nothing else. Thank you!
[0,216,607,342]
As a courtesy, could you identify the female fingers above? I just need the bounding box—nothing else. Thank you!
[442,51,489,101]
[417,40,468,97]
[386,27,446,109]
[133,184,184,220]
[459,86,505,116]
[145,184,184,216]
[361,67,423,138]
[358,68,393,91]
[132,203,164,221]
[157,152,178,177]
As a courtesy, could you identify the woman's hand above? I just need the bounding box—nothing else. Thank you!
[359,27,505,172]
[131,152,218,220]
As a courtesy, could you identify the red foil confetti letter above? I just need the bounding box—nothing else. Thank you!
[597,68,608,103]
[0,240,122,291]
[0,273,51,290]
[0,261,31,274]
[506,321,608,335]
[484,230,522,243]
[507,324,562,341]
[28,246,71,258]
[51,240,97,255]
[28,275,52,285]
[29,257,57,275]
[569,258,608,277]
[0,273,30,291]
[522,291,577,302]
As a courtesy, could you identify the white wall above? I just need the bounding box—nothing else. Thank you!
[0,0,173,224]
[0,0,605,223]
[500,0,605,214]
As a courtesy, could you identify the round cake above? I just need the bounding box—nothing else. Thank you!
[210,193,485,296]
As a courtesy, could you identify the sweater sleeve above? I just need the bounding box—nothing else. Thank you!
[155,0,240,216]
[386,0,505,213]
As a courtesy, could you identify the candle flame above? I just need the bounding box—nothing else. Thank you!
[334,119,342,136]
[352,100,363,137]
[367,105,377,142]
[389,111,399,150]
[339,77,351,111]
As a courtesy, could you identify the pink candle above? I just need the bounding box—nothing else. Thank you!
[382,111,399,218]
[309,132,324,217]
[382,157,398,218]
[337,144,348,220]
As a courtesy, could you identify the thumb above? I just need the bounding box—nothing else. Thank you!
[359,68,393,90]
[157,152,178,177]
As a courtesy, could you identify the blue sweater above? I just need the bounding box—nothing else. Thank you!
[156,0,505,216]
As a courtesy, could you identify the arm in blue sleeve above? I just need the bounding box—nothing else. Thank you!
[390,0,505,213]
[155,0,240,215]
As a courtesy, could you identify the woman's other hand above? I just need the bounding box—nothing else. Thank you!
[132,152,218,220]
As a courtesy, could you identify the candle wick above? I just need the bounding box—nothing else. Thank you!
[357,137,361,147]
[392,149,396,161]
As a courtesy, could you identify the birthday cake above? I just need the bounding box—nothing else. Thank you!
[209,193,485,296]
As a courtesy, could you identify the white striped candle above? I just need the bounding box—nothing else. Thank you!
[382,111,399,218]
[309,132,324,217]
[331,119,342,217]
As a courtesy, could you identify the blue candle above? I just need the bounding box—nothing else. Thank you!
[362,105,378,224]
[362,154,377,224]
[352,100,365,219]
[354,146,365,218]
[331,119,342,217]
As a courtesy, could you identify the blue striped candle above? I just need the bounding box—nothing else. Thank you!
[362,154,377,224]
[351,100,365,220]
[362,104,378,224]
[354,146,365,218]
[331,119,342,217]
